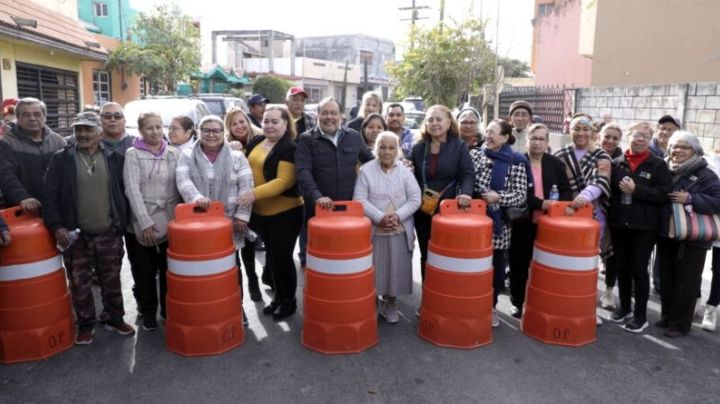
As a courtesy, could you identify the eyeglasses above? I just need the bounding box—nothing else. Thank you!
[671,144,692,150]
[101,113,124,120]
[200,128,223,135]
[460,121,478,126]
[169,126,184,132]
[528,137,547,142]
[630,132,652,140]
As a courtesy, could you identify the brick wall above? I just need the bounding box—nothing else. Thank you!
[575,82,720,151]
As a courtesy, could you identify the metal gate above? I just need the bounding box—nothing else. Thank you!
[480,86,576,133]
[16,62,80,136]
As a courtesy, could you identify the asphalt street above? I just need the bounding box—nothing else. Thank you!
[2,247,719,404]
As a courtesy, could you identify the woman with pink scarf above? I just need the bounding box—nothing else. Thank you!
[123,111,181,331]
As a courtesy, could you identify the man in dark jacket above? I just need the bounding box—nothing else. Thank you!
[0,97,66,211]
[42,111,134,346]
[285,87,315,135]
[295,97,374,265]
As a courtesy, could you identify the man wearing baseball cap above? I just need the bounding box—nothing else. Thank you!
[285,87,315,135]
[247,94,269,128]
[42,111,134,345]
[508,100,533,154]
[0,97,66,212]
[650,115,681,158]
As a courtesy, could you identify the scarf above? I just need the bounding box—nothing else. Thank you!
[132,137,167,178]
[624,149,649,173]
[483,144,514,236]
[189,141,233,202]
[668,155,705,184]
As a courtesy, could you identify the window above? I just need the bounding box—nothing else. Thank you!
[140,77,147,96]
[16,62,79,136]
[93,70,111,105]
[305,86,324,103]
[538,3,554,17]
[94,3,108,17]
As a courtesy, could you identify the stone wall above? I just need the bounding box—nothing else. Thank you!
[575,82,720,150]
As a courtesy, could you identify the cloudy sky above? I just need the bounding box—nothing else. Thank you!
[130,0,535,63]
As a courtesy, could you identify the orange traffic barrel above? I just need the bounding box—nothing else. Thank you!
[521,202,600,347]
[165,202,244,357]
[0,207,74,364]
[303,201,377,354]
[418,199,494,349]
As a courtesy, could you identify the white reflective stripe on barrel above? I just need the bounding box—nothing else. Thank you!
[427,250,493,273]
[0,255,63,281]
[168,253,235,276]
[306,253,372,275]
[533,248,598,271]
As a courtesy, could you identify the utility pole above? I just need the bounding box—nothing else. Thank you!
[439,0,445,31]
[399,0,430,48]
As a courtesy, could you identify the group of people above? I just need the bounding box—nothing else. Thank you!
[0,90,718,348]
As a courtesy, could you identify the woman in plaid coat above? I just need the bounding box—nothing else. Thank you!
[470,118,528,327]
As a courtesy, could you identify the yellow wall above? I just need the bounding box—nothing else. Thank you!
[0,38,86,102]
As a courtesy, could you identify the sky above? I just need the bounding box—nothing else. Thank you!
[129,0,535,63]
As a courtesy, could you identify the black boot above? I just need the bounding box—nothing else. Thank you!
[263,300,280,315]
[261,266,274,291]
[272,298,297,321]
[247,273,262,301]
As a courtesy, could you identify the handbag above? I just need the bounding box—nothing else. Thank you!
[419,142,457,216]
[502,204,530,223]
[668,202,720,241]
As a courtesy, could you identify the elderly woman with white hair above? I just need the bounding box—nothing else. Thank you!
[176,115,255,321]
[354,131,421,323]
[347,91,384,133]
[554,114,612,325]
[656,131,720,337]
[456,107,483,148]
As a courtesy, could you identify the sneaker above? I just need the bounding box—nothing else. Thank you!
[104,321,136,336]
[142,316,158,331]
[75,327,94,345]
[492,309,500,328]
[381,299,400,324]
[623,318,649,333]
[663,328,688,338]
[596,314,603,325]
[600,288,616,310]
[510,305,522,319]
[701,305,717,331]
[610,308,633,323]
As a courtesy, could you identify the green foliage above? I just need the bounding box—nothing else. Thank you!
[228,88,246,98]
[252,76,294,103]
[499,57,531,78]
[107,3,200,95]
[386,18,495,108]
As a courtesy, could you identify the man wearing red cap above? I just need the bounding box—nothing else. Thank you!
[285,87,315,135]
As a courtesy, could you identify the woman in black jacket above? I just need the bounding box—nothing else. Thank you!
[237,106,304,320]
[409,105,475,281]
[656,131,720,337]
[608,122,672,334]
[508,123,572,318]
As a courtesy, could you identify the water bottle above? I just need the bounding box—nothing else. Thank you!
[244,229,258,243]
[57,228,81,252]
[621,177,633,205]
[549,184,560,201]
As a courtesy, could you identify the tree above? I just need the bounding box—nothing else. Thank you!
[252,76,294,104]
[386,17,495,108]
[107,4,200,94]
[499,57,531,78]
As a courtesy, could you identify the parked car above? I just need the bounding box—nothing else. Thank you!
[123,97,211,137]
[402,97,426,112]
[404,110,425,138]
[197,94,248,118]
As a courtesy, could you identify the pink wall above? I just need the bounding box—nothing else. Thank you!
[533,0,592,87]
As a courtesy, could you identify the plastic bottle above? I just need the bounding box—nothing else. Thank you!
[245,229,258,243]
[57,228,81,252]
[621,177,633,205]
[549,184,560,201]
